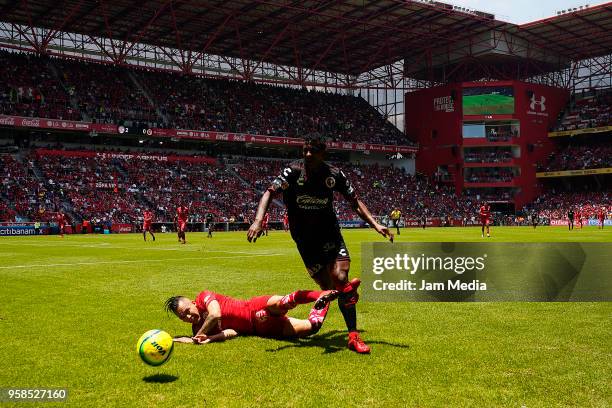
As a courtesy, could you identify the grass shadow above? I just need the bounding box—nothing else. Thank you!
[265,330,410,354]
[143,374,179,383]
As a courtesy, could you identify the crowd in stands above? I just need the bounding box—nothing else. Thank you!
[54,59,158,126]
[0,51,411,146]
[0,51,79,120]
[464,148,512,163]
[465,168,515,183]
[0,154,60,222]
[538,143,612,171]
[555,88,612,131]
[523,190,610,221]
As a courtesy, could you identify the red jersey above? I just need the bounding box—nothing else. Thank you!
[56,213,66,226]
[599,210,605,221]
[479,205,491,219]
[177,206,189,223]
[283,214,289,224]
[143,210,153,224]
[194,291,258,335]
[262,213,270,225]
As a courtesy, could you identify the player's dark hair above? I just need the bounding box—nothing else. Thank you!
[164,296,185,317]
[303,132,326,151]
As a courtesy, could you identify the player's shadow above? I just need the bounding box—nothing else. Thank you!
[266,330,410,354]
[143,374,178,383]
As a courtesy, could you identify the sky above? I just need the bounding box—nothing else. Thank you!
[445,0,609,24]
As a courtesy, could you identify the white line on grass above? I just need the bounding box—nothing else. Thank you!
[0,253,283,269]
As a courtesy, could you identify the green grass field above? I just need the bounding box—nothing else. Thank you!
[1,227,611,407]
[463,94,515,115]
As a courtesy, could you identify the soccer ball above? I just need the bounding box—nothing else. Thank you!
[137,329,174,366]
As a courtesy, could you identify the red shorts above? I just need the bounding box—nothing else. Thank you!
[143,223,152,231]
[480,217,490,226]
[178,221,187,232]
[248,295,289,338]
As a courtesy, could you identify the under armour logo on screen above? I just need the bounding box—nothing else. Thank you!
[530,94,546,111]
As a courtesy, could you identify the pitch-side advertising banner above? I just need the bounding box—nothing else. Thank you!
[362,243,611,301]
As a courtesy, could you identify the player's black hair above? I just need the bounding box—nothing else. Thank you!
[303,132,327,151]
[164,296,185,317]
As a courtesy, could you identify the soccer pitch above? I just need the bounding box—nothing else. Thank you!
[463,94,515,115]
[1,227,610,407]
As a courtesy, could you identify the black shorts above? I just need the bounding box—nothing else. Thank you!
[295,234,350,277]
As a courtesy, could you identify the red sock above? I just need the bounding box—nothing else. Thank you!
[279,290,322,311]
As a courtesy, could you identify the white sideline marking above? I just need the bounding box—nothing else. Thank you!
[0,253,283,269]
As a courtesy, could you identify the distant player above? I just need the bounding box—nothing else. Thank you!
[56,211,66,238]
[205,212,214,238]
[576,209,583,229]
[176,204,189,244]
[479,202,491,237]
[567,209,575,231]
[283,212,289,232]
[598,207,606,229]
[420,212,427,229]
[390,208,401,235]
[165,288,338,344]
[261,212,270,236]
[531,211,539,229]
[248,134,393,353]
[142,209,155,241]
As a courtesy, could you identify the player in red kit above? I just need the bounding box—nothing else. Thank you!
[142,209,155,241]
[262,212,270,236]
[56,212,66,238]
[283,212,289,232]
[576,209,583,229]
[479,202,491,238]
[165,288,339,344]
[598,207,606,229]
[175,204,189,244]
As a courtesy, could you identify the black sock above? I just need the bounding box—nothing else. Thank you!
[338,294,357,332]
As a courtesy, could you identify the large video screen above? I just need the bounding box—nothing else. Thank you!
[462,86,514,115]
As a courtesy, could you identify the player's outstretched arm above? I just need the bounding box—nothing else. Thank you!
[194,329,238,344]
[192,300,221,340]
[355,199,394,242]
[247,190,273,242]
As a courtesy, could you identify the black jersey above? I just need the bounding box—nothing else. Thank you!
[268,160,358,241]
[206,213,214,223]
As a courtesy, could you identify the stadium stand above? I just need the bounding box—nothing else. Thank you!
[538,143,612,171]
[523,191,610,221]
[0,51,411,146]
[0,51,79,121]
[555,88,612,131]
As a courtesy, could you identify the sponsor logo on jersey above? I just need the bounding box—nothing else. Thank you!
[325,176,336,188]
[296,195,329,209]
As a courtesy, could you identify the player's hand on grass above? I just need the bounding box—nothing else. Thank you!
[247,221,263,242]
[192,334,210,344]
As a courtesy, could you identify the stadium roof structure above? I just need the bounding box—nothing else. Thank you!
[0,0,611,86]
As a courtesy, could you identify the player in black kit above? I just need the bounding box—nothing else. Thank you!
[567,209,575,231]
[247,134,393,354]
[205,212,214,238]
